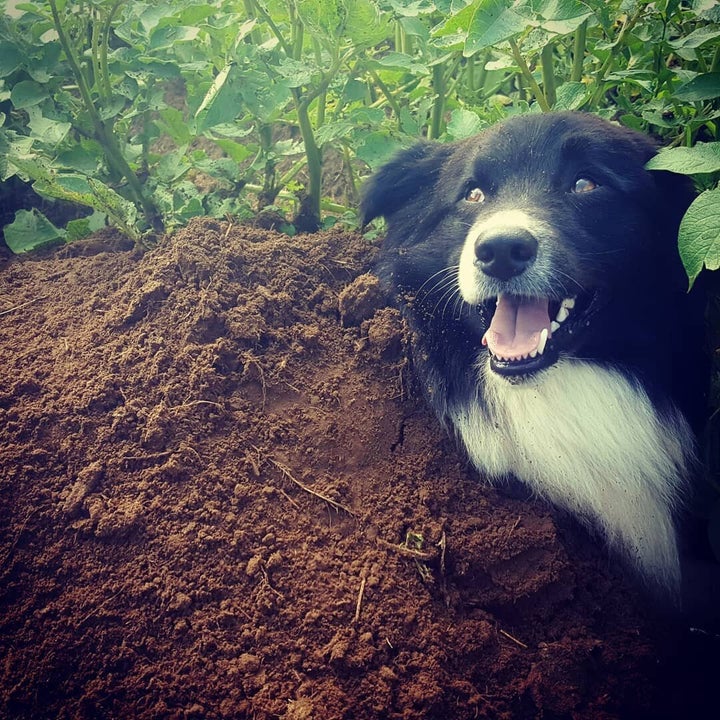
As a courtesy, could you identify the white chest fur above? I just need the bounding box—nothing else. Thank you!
[449,358,693,595]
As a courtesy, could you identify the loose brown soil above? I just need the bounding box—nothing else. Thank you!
[0,219,716,719]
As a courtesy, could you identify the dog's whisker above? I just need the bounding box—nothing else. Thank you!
[552,269,586,294]
[423,277,459,305]
[415,266,460,298]
[452,294,468,322]
[432,283,462,319]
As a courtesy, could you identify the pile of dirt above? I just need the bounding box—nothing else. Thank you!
[0,219,715,719]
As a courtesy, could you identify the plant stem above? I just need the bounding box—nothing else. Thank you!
[100,1,123,101]
[313,38,326,127]
[47,0,160,232]
[367,67,403,120]
[473,50,491,96]
[540,42,556,107]
[509,38,551,112]
[294,91,322,228]
[710,45,720,73]
[429,61,445,139]
[90,9,100,91]
[342,143,357,203]
[258,123,277,203]
[277,158,306,190]
[247,0,293,56]
[571,20,587,82]
[589,4,646,108]
[466,54,475,92]
[395,21,404,53]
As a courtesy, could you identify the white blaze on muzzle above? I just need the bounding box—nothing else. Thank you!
[458,209,548,303]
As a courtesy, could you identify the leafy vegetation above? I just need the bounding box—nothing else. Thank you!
[0,0,719,271]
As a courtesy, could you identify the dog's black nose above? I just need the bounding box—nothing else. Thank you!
[474,228,538,280]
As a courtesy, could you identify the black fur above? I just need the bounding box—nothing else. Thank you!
[362,112,702,428]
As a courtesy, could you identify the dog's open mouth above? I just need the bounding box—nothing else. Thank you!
[480,293,593,376]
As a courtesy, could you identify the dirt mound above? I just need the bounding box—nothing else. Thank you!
[0,219,715,719]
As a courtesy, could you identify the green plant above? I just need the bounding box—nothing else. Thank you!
[647,143,720,287]
[0,0,718,263]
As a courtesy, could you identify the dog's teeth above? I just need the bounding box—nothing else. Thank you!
[550,320,561,333]
[530,349,538,358]
[536,328,548,355]
[554,297,575,324]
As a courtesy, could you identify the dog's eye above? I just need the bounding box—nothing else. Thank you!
[572,177,598,194]
[465,187,485,203]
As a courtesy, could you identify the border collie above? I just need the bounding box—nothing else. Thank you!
[361,111,704,597]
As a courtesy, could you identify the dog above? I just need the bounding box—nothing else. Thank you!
[361,111,706,598]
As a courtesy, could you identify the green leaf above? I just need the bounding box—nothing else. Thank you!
[26,107,71,147]
[694,0,720,22]
[4,208,64,254]
[678,188,720,288]
[238,77,292,124]
[65,211,107,242]
[9,155,139,240]
[0,43,23,77]
[157,107,193,145]
[398,15,430,41]
[208,138,254,163]
[646,143,720,176]
[296,0,342,37]
[10,80,47,109]
[673,73,720,102]
[553,81,588,109]
[149,25,201,51]
[535,0,593,35]
[668,24,720,50]
[372,52,430,75]
[344,0,392,49]
[433,0,477,39]
[446,108,484,139]
[355,132,404,170]
[55,143,103,174]
[314,121,354,146]
[195,63,242,132]
[276,58,319,88]
[99,95,127,122]
[156,150,189,183]
[465,0,529,55]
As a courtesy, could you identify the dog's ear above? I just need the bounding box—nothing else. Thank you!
[360,142,452,225]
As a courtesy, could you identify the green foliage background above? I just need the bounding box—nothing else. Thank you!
[0,0,719,277]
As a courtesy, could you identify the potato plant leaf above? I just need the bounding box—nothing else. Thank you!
[465,0,529,55]
[4,208,64,254]
[673,72,720,102]
[646,143,720,176]
[10,80,48,109]
[0,43,23,77]
[446,108,484,139]
[194,63,241,132]
[535,0,593,35]
[678,188,720,287]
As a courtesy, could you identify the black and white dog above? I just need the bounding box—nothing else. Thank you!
[362,112,705,596]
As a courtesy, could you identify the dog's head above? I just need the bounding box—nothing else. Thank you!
[362,112,695,380]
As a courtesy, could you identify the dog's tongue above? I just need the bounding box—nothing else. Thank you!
[483,295,551,358]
